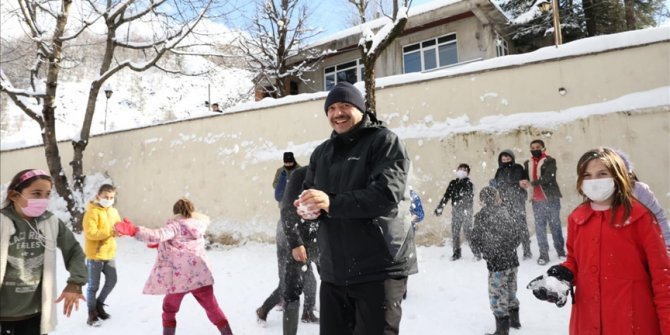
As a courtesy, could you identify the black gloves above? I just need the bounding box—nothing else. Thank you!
[527,265,574,307]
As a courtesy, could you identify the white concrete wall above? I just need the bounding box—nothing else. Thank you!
[2,40,668,245]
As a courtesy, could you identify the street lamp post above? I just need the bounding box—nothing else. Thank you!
[538,0,562,47]
[103,85,113,132]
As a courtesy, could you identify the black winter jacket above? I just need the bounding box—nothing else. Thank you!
[435,178,473,211]
[281,166,318,251]
[493,150,528,207]
[523,156,562,201]
[471,205,521,272]
[304,114,418,285]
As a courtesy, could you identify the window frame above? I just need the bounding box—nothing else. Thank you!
[324,59,364,91]
[402,33,458,73]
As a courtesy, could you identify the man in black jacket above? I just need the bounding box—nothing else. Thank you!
[295,82,418,335]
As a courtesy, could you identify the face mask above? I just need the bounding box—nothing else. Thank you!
[99,198,114,208]
[455,170,468,179]
[20,198,49,217]
[581,178,615,202]
[531,150,543,158]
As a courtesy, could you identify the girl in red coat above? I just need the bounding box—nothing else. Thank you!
[529,147,670,334]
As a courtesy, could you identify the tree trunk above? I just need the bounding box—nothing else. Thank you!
[582,0,598,36]
[363,60,376,115]
[44,0,82,231]
[623,0,636,30]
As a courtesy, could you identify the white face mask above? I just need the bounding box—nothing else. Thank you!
[98,198,115,208]
[581,178,615,202]
[455,170,468,179]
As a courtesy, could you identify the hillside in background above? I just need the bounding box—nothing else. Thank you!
[0,49,255,150]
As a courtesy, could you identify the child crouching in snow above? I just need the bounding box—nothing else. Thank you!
[470,187,522,335]
[114,198,233,335]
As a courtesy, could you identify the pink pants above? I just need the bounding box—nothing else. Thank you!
[162,285,229,329]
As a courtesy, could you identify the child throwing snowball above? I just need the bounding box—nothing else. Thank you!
[114,198,233,335]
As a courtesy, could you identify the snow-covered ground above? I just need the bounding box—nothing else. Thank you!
[53,234,570,334]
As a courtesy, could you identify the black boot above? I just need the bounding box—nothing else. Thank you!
[301,309,319,324]
[451,248,461,261]
[509,307,521,329]
[256,306,269,325]
[96,302,110,320]
[283,300,300,335]
[485,316,510,335]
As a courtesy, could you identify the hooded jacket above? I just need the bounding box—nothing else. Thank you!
[304,113,418,285]
[471,205,521,272]
[493,150,528,207]
[562,200,670,334]
[134,213,214,295]
[82,201,120,260]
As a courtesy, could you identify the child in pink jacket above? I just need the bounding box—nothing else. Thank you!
[115,198,232,335]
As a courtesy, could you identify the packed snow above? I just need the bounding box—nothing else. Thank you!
[51,234,570,334]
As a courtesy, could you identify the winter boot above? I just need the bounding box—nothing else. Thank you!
[96,302,110,320]
[485,316,510,335]
[219,322,234,335]
[537,250,550,265]
[163,327,176,335]
[557,249,567,259]
[451,248,461,261]
[256,306,268,326]
[87,310,102,327]
[283,300,300,335]
[509,307,521,329]
[522,241,533,260]
[301,309,319,324]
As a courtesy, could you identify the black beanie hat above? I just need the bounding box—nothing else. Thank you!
[324,82,366,114]
[283,152,295,163]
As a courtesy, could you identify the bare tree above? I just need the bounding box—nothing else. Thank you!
[0,0,228,230]
[238,0,326,98]
[348,0,411,115]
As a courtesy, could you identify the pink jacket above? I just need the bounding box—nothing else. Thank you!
[134,213,215,295]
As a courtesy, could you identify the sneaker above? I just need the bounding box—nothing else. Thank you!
[537,256,549,265]
[87,310,102,327]
[301,310,319,324]
[523,252,533,260]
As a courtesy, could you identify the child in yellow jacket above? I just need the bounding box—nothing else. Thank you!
[82,184,121,327]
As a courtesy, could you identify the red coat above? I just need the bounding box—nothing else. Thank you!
[562,200,670,335]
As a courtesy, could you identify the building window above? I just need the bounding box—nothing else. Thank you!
[495,33,508,57]
[324,59,364,90]
[403,34,458,73]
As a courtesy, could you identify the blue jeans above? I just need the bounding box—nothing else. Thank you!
[87,259,117,311]
[532,199,565,255]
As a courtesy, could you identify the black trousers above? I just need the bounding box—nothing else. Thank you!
[282,242,318,310]
[0,313,42,335]
[320,277,408,335]
[261,220,317,312]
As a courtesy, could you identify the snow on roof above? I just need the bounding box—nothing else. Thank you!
[231,26,670,113]
[309,0,465,47]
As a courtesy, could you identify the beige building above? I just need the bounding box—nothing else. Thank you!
[257,0,509,98]
[2,28,668,246]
